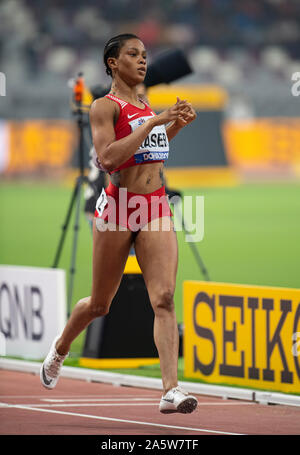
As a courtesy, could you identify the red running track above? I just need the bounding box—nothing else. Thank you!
[0,369,300,436]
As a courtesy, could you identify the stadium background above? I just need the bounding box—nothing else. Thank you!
[0,0,300,383]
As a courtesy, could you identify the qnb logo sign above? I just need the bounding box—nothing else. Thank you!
[291,72,300,97]
[0,283,44,341]
[0,72,6,96]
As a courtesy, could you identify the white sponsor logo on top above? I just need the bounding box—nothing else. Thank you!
[0,332,6,356]
[0,72,6,96]
[291,72,300,96]
[292,332,300,356]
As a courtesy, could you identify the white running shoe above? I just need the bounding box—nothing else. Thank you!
[159,386,198,414]
[40,336,68,390]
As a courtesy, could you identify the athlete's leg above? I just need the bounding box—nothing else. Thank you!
[56,219,133,355]
[134,216,179,394]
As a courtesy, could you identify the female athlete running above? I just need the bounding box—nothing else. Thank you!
[41,33,198,414]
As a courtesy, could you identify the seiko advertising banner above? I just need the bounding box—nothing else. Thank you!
[0,265,66,359]
[184,281,300,394]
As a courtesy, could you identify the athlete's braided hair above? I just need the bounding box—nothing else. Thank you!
[103,33,140,77]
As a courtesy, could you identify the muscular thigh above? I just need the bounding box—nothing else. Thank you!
[91,218,133,302]
[134,217,178,301]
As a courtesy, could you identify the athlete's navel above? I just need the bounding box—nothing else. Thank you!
[159,166,165,186]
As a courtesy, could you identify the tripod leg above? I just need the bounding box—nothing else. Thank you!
[52,180,80,268]
[67,176,84,318]
[186,237,210,281]
[174,204,211,281]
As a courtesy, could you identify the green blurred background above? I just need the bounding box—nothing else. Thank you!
[1,0,300,385]
[1,179,299,363]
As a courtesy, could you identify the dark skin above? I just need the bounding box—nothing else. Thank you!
[109,83,167,189]
[89,40,196,194]
[56,39,197,394]
[108,82,165,190]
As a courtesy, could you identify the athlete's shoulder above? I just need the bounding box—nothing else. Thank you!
[90,96,115,112]
[105,93,129,108]
[89,96,116,123]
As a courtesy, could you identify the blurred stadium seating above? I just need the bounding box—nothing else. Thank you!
[0,0,299,119]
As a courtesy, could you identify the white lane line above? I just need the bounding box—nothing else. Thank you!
[1,402,255,409]
[0,394,159,399]
[1,403,158,408]
[43,402,253,408]
[1,400,254,408]
[0,402,10,407]
[1,403,246,435]
[41,397,158,403]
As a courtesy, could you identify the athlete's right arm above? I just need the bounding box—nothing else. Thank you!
[90,97,186,173]
[90,97,157,173]
[89,98,117,172]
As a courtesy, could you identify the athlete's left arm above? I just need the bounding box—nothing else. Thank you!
[166,98,197,141]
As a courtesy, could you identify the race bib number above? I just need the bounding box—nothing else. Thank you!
[95,188,108,216]
[129,116,169,164]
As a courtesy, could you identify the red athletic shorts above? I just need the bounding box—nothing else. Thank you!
[94,181,173,231]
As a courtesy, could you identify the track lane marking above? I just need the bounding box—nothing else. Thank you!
[0,403,246,435]
[0,401,254,408]
[3,403,254,408]
[41,397,158,403]
[0,394,160,399]
[38,401,253,406]
[1,402,158,408]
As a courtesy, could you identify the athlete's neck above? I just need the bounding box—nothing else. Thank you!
[110,78,140,106]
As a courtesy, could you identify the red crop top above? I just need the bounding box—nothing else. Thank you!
[92,94,169,174]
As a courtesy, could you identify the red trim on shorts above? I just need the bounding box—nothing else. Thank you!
[94,182,173,231]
